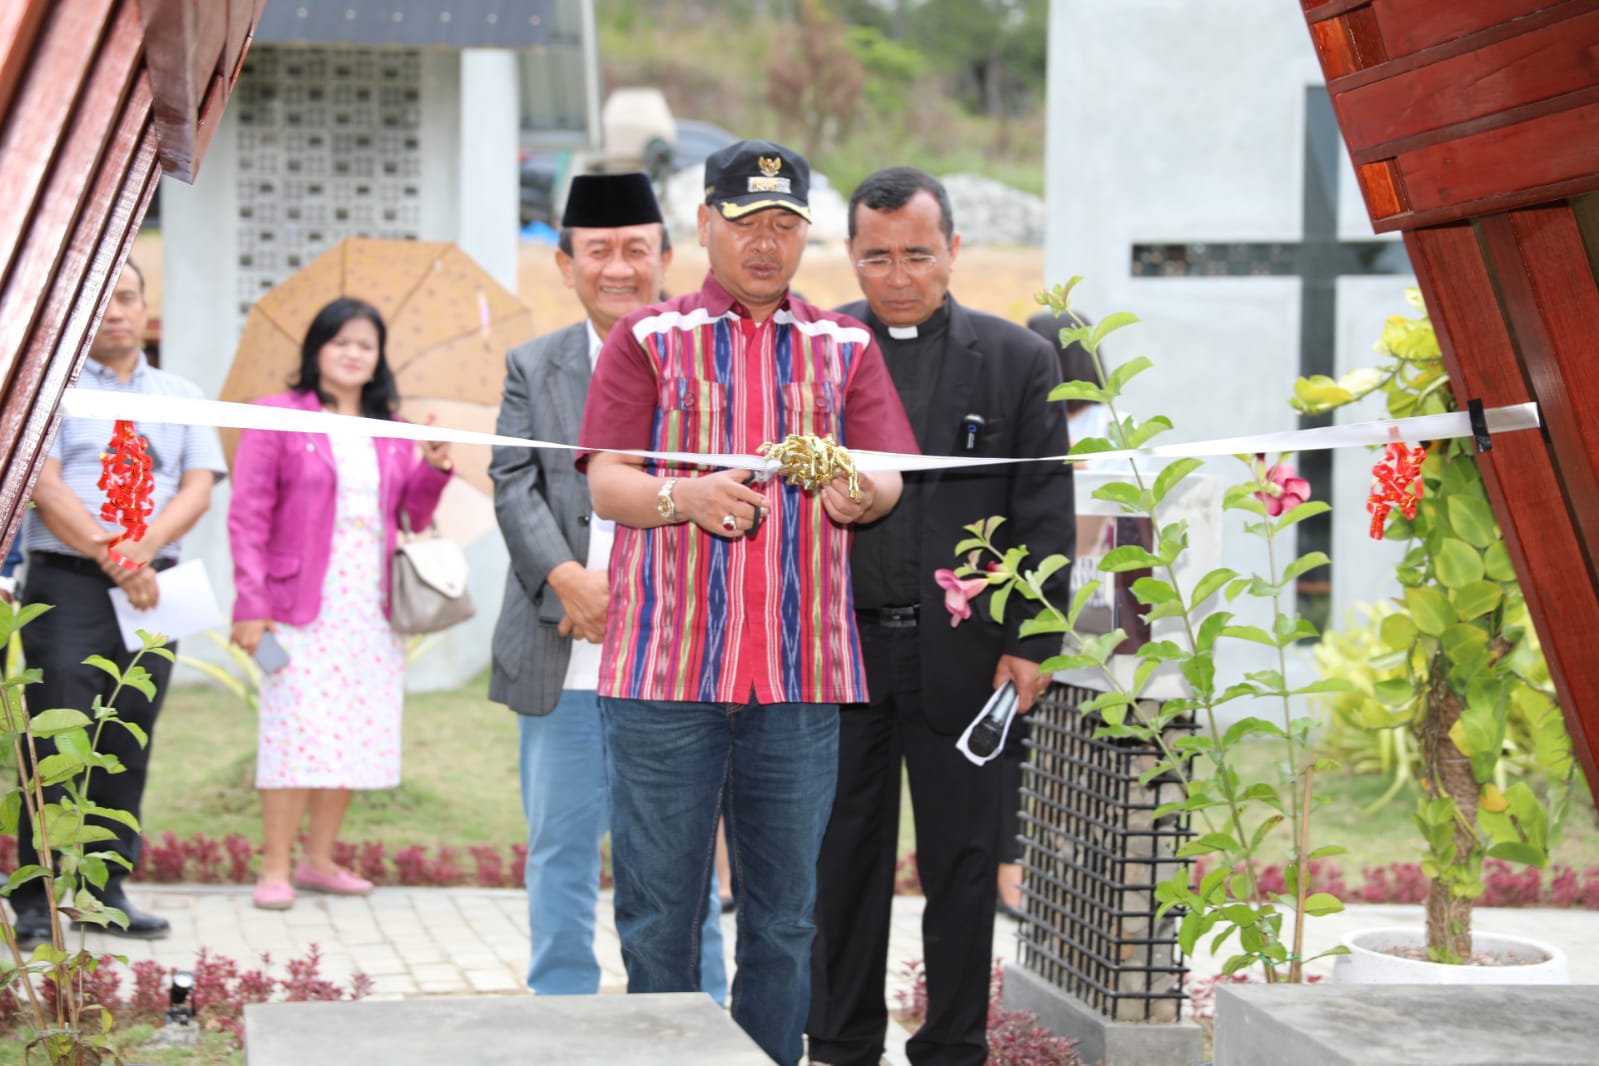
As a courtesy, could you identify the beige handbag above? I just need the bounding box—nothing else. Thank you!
[390,514,475,635]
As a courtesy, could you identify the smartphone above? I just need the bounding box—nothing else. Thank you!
[253,629,290,674]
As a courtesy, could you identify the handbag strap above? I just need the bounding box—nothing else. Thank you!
[398,509,439,541]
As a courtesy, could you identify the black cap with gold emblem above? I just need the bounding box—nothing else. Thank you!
[703,139,811,222]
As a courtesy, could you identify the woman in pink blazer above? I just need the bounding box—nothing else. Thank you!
[229,297,453,911]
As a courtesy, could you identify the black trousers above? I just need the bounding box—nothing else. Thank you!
[808,624,1001,1066]
[10,555,176,914]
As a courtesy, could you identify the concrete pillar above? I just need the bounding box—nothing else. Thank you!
[158,102,241,401]
[455,48,520,293]
[418,50,462,246]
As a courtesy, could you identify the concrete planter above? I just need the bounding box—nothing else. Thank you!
[1332,926,1569,985]
[1213,984,1595,1066]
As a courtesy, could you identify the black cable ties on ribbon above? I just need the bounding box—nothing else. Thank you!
[1466,398,1492,454]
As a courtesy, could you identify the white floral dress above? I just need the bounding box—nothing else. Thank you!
[255,434,406,789]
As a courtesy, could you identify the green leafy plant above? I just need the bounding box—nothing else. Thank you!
[177,631,262,713]
[954,278,1352,982]
[1312,600,1561,819]
[1294,289,1575,963]
[1309,602,1419,813]
[0,597,169,1065]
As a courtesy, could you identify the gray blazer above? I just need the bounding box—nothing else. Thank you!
[488,321,595,716]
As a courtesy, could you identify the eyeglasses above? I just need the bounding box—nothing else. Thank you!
[853,254,941,278]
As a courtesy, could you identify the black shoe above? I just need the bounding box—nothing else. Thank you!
[88,895,171,940]
[10,908,52,951]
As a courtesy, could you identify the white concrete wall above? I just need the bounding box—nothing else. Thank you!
[1044,0,1415,691]
[161,46,522,692]
[158,103,249,690]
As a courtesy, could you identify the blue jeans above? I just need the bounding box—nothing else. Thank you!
[601,697,839,1066]
[519,690,727,1000]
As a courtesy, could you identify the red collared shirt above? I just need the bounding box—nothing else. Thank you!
[578,273,918,705]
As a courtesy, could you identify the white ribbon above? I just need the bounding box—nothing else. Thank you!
[59,388,1542,473]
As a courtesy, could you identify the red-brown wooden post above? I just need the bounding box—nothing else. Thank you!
[1300,0,1599,794]
[0,0,262,559]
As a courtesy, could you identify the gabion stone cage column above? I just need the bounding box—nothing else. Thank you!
[1016,683,1193,1023]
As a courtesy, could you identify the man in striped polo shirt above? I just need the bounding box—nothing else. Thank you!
[10,260,226,949]
[579,140,917,1066]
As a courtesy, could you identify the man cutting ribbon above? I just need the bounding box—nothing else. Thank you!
[577,139,916,1066]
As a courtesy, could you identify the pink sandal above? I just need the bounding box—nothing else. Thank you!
[292,861,373,896]
[253,880,295,911]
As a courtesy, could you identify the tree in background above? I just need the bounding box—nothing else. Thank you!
[596,0,1047,195]
[767,0,866,156]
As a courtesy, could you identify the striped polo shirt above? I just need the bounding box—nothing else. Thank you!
[26,353,228,562]
[579,273,918,706]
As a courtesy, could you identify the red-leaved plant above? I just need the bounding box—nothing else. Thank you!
[9,833,1599,908]
[895,958,1082,1065]
[0,944,370,1049]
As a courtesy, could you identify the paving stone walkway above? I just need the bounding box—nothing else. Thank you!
[71,885,1015,1064]
[66,886,1599,1063]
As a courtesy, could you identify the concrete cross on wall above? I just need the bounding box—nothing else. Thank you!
[1129,87,1411,624]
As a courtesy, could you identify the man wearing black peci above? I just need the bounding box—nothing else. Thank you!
[808,167,1075,1066]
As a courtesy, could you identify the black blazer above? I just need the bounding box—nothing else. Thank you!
[840,297,1076,734]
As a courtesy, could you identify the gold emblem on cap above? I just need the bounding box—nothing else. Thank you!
[758,155,782,177]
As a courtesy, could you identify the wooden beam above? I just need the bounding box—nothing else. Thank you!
[0,0,50,121]
[1393,103,1599,216]
[223,0,257,89]
[0,0,114,297]
[1370,0,1576,58]
[0,0,262,561]
[1478,208,1599,563]
[1406,221,1599,794]
[1334,6,1599,152]
[0,46,149,507]
[0,97,158,561]
[0,0,138,389]
[138,0,200,180]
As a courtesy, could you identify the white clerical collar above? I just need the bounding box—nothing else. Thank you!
[880,298,951,342]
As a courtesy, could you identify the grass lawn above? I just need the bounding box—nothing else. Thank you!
[1199,740,1599,876]
[11,674,1599,882]
[138,671,526,851]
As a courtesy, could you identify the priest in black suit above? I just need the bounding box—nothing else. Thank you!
[808,167,1075,1066]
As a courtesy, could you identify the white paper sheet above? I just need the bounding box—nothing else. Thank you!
[106,559,224,652]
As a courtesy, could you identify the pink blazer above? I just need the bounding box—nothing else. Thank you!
[228,389,452,625]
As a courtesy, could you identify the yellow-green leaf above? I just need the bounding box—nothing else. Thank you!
[1302,892,1345,917]
[1452,580,1503,622]
[1291,375,1354,415]
[1482,541,1516,582]
[1447,496,1498,549]
[1404,586,1456,636]
[1379,613,1417,651]
[1434,538,1485,589]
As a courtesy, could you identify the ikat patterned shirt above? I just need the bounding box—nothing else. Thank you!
[578,273,918,706]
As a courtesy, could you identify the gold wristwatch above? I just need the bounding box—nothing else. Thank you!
[656,477,679,522]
